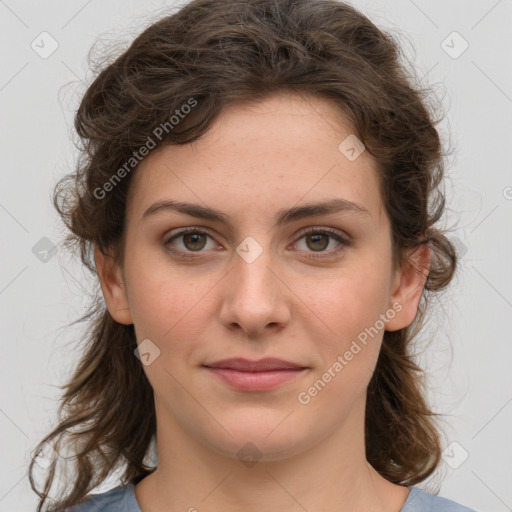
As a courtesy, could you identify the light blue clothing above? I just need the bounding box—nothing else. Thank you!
[69,482,478,511]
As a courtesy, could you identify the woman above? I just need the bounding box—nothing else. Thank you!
[29,0,476,510]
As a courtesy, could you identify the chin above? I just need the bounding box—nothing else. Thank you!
[204,417,317,464]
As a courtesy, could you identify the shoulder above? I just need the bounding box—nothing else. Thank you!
[68,483,140,512]
[401,486,477,512]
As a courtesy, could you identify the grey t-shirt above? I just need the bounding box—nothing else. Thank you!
[69,482,478,511]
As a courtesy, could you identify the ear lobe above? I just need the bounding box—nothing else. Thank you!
[94,245,133,325]
[385,244,431,332]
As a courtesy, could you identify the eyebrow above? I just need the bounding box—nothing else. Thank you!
[141,198,370,228]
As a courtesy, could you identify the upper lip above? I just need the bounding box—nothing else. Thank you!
[203,358,307,372]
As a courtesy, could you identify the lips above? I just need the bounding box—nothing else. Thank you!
[203,357,307,372]
[203,358,308,391]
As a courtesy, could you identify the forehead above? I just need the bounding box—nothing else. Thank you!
[127,93,385,226]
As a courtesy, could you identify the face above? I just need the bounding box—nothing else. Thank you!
[96,92,427,463]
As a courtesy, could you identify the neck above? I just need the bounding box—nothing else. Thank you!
[134,397,410,512]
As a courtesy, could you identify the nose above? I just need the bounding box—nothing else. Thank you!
[218,238,291,338]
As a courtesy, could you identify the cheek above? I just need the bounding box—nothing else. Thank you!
[299,254,392,379]
[125,255,215,354]
[309,261,392,337]
[298,280,387,411]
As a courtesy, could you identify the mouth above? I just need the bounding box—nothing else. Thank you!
[202,358,309,391]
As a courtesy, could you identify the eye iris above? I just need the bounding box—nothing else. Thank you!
[306,233,329,251]
[184,233,206,251]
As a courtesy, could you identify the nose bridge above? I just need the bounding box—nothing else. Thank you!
[233,234,278,300]
[219,234,290,334]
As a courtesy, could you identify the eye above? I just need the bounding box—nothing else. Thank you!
[293,227,349,259]
[164,227,217,258]
[163,226,350,260]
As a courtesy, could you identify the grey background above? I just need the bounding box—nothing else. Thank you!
[1,0,511,510]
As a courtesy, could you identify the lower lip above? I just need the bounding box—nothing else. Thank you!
[204,367,307,391]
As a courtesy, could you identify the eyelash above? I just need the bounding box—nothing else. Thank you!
[163,226,350,260]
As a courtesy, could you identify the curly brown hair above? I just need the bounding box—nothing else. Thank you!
[28,0,456,509]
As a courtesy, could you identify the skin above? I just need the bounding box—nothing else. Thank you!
[96,92,430,512]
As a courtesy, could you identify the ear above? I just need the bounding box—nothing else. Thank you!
[385,244,430,332]
[94,245,133,325]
